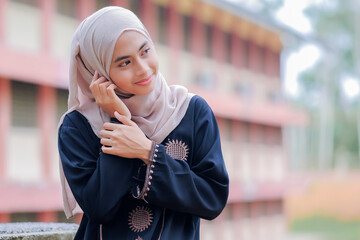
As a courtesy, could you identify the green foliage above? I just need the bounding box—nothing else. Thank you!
[294,0,360,168]
[333,107,359,161]
[304,0,357,73]
[290,215,360,240]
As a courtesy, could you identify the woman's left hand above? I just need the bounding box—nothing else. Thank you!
[100,111,152,164]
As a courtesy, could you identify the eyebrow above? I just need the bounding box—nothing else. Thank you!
[114,41,149,63]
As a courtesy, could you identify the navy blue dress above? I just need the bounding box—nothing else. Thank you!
[58,95,229,240]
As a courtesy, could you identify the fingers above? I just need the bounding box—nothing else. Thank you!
[100,129,112,138]
[103,122,117,130]
[100,137,112,146]
[106,83,118,99]
[99,81,112,96]
[108,83,117,91]
[90,70,107,95]
[114,111,134,126]
[101,145,113,154]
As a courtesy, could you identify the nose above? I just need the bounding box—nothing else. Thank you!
[135,58,149,76]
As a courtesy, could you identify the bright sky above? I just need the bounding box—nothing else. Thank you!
[275,0,322,97]
[276,0,313,34]
[342,76,360,100]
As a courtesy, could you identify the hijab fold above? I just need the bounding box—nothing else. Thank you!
[58,6,193,218]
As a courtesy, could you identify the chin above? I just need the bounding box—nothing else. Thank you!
[138,87,155,96]
[139,81,156,95]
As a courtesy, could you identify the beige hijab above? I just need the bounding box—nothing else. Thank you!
[59,6,193,218]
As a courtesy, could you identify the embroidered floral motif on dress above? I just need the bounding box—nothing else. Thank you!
[165,139,189,161]
[135,236,142,240]
[128,206,153,232]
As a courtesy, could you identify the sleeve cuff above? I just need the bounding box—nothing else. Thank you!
[132,141,159,202]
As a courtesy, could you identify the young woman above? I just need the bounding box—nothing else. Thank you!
[58,6,229,240]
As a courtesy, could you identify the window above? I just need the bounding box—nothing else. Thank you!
[243,39,250,69]
[96,0,111,10]
[56,88,69,122]
[12,0,37,7]
[182,15,191,52]
[223,119,232,141]
[240,121,249,143]
[249,123,264,144]
[258,45,266,73]
[234,81,252,98]
[129,0,141,18]
[56,0,76,18]
[204,24,212,58]
[11,81,37,127]
[157,5,167,45]
[265,126,282,146]
[11,212,37,222]
[224,32,232,64]
[194,71,215,88]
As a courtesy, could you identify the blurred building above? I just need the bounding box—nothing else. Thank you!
[0,0,307,239]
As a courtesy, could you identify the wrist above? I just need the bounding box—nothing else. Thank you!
[140,139,152,164]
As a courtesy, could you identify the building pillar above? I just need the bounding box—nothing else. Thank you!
[231,120,243,181]
[0,213,10,223]
[37,211,57,222]
[77,0,96,21]
[189,15,205,86]
[37,85,56,180]
[140,0,157,42]
[167,2,183,84]
[0,78,11,180]
[250,201,260,239]
[111,0,129,8]
[213,207,226,240]
[233,202,243,238]
[211,25,225,87]
[39,0,55,53]
[249,123,261,182]
[190,16,205,58]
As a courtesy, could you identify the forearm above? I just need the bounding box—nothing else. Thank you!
[62,152,140,223]
[132,143,229,220]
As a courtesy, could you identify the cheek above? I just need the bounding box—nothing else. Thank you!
[150,55,159,73]
[110,70,132,87]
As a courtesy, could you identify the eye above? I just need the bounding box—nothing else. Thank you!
[119,60,130,67]
[141,48,150,56]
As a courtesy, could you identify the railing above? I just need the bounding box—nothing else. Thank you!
[0,222,78,240]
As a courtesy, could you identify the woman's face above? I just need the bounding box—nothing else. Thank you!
[109,30,159,95]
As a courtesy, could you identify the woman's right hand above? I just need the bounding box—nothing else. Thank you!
[89,70,131,119]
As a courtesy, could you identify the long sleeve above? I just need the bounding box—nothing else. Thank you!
[139,97,229,220]
[58,111,141,224]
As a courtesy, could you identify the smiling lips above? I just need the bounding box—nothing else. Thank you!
[135,75,153,86]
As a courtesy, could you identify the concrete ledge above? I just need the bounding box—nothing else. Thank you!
[0,222,78,240]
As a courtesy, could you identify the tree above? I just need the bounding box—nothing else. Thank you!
[298,0,360,169]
